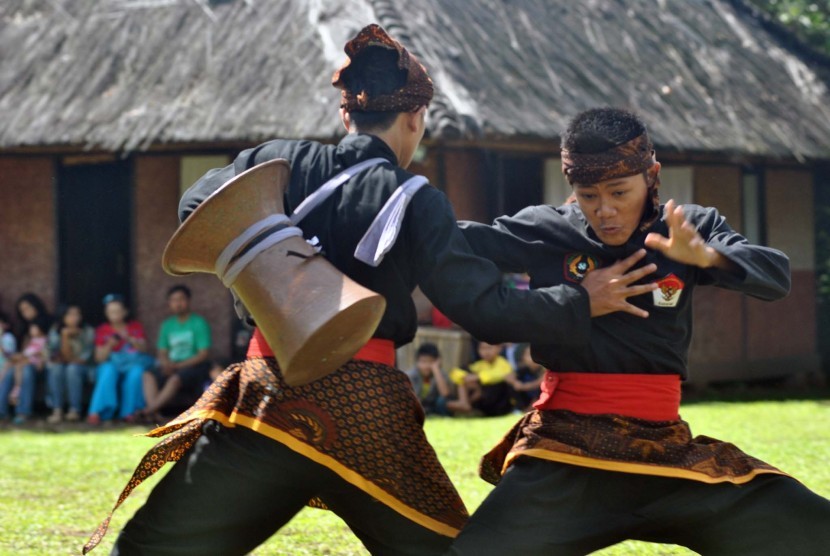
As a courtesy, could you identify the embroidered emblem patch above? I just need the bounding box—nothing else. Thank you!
[564,253,599,283]
[653,273,685,307]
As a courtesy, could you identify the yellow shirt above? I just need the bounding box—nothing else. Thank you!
[468,356,513,386]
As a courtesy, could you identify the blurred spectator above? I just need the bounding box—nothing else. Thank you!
[0,317,49,424]
[87,294,152,425]
[504,273,531,291]
[404,343,455,416]
[0,312,17,374]
[503,343,519,370]
[46,304,95,423]
[452,341,514,416]
[505,343,545,411]
[14,292,52,339]
[232,327,252,362]
[142,285,211,421]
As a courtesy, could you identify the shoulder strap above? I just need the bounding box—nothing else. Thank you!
[286,156,429,268]
[354,175,430,267]
[290,157,389,224]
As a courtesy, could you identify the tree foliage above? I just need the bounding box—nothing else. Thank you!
[748,0,830,54]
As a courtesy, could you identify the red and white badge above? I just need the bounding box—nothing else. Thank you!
[653,274,685,307]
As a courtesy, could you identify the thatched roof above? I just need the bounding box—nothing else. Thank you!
[2,0,830,159]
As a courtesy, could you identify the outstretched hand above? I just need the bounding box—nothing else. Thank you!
[644,199,723,268]
[581,249,658,318]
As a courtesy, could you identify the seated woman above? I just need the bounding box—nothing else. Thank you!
[46,304,96,423]
[87,294,153,425]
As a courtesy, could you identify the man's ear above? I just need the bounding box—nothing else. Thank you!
[340,108,351,132]
[648,161,662,180]
[405,106,426,132]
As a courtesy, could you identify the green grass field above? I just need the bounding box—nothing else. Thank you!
[1,399,829,555]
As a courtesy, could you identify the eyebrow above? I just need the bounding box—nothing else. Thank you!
[576,180,627,189]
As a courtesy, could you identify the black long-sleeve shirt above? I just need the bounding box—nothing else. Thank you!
[179,133,590,348]
[459,203,790,379]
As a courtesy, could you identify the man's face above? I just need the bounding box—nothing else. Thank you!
[573,172,650,246]
[416,355,437,377]
[168,291,190,316]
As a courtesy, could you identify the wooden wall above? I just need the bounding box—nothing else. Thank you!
[0,157,57,321]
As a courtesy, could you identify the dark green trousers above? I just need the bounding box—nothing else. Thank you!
[448,457,830,556]
[112,421,453,556]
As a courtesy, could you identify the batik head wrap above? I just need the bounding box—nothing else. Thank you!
[332,24,434,113]
[561,133,661,230]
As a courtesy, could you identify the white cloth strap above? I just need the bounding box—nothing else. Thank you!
[354,175,430,267]
[214,157,427,288]
[290,157,390,225]
[214,214,303,287]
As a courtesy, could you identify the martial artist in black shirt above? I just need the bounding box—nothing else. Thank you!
[448,108,830,556]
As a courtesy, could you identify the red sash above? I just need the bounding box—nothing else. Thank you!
[246,328,396,367]
[533,371,681,421]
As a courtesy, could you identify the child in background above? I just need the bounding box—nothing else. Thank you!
[14,321,49,400]
[506,343,545,411]
[404,343,455,416]
[0,318,49,424]
[452,341,514,416]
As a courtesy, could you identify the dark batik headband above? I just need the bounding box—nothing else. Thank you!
[332,24,434,113]
[561,132,655,185]
[562,132,662,230]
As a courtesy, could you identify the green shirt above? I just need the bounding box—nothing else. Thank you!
[157,314,211,362]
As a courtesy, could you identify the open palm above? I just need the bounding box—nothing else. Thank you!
[644,199,718,268]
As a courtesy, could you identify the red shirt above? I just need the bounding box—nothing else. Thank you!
[95,321,146,353]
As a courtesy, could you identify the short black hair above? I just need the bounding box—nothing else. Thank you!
[167,284,192,299]
[561,108,647,154]
[341,46,408,132]
[416,342,440,360]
